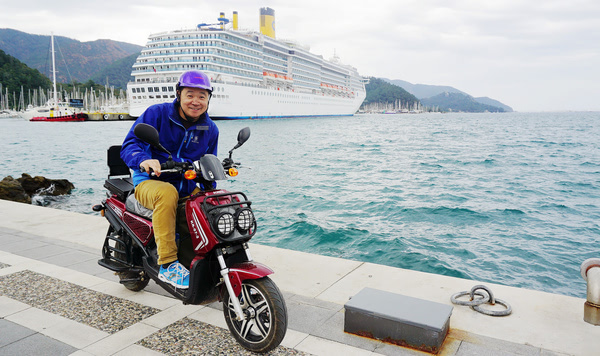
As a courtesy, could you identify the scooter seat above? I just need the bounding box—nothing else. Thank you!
[126,194,153,219]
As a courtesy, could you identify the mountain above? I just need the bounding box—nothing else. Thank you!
[473,96,513,112]
[89,53,139,90]
[421,92,508,113]
[363,77,419,109]
[0,29,142,88]
[383,78,467,99]
[382,78,513,112]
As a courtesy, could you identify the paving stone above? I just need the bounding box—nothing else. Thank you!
[39,250,98,267]
[0,332,77,356]
[286,295,339,334]
[0,239,49,253]
[138,317,309,356]
[0,270,159,334]
[13,243,67,260]
[0,319,36,348]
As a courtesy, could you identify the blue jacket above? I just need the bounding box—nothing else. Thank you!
[120,99,219,196]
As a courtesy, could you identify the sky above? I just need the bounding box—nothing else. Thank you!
[1,0,599,112]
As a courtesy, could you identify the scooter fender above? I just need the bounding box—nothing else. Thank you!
[227,262,274,297]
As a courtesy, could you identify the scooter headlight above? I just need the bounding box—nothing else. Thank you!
[214,212,234,237]
[236,208,254,231]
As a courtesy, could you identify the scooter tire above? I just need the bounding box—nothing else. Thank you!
[117,271,150,292]
[222,277,288,353]
[114,240,150,292]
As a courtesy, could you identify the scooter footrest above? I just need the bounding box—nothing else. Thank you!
[98,258,133,272]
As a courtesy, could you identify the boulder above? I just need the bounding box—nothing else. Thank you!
[0,174,75,204]
[0,176,31,203]
[17,173,75,196]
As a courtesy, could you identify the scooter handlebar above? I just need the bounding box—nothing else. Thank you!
[140,161,190,175]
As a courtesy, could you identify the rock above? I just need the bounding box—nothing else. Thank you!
[0,176,31,203]
[17,173,75,196]
[0,174,74,204]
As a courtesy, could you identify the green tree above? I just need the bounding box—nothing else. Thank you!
[0,49,51,109]
[362,77,420,111]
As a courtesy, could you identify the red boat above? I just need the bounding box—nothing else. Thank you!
[30,113,88,122]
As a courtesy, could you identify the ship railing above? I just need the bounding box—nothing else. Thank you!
[135,58,260,69]
[138,49,263,65]
[148,30,261,50]
[147,39,261,57]
[132,66,263,80]
[133,59,261,75]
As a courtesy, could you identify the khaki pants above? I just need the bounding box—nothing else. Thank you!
[134,180,179,265]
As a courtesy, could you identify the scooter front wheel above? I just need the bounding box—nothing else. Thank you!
[222,277,287,353]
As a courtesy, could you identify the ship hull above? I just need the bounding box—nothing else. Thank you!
[129,82,365,119]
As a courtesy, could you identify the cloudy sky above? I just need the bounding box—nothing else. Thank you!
[2,0,599,111]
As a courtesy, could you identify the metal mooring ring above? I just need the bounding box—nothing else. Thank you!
[451,290,490,306]
[470,284,495,305]
[471,298,512,316]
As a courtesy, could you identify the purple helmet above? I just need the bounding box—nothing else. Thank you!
[176,70,212,92]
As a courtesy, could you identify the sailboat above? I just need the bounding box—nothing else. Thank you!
[29,33,87,122]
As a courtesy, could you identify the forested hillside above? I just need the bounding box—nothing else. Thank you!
[420,92,508,112]
[362,77,419,111]
[0,29,142,88]
[0,49,51,108]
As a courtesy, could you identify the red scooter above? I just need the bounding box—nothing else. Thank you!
[93,124,287,353]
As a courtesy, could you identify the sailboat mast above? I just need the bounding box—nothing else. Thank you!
[51,32,58,110]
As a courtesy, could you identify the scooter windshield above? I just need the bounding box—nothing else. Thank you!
[199,154,227,181]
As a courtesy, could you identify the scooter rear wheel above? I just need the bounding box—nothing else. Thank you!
[115,240,150,292]
[222,277,287,353]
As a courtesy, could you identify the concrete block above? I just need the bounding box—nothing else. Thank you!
[344,287,452,353]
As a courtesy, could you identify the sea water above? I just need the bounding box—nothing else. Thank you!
[1,112,599,298]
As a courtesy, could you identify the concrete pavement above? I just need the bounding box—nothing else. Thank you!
[0,199,596,355]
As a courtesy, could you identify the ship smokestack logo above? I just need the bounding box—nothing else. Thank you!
[260,7,276,39]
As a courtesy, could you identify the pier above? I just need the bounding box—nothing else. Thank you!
[0,199,597,355]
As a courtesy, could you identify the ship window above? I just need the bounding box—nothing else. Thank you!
[168,87,174,92]
[148,87,153,92]
[162,87,167,92]
[141,88,146,92]
[154,87,159,92]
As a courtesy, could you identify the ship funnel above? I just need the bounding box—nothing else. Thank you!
[260,7,275,38]
[219,12,225,30]
[233,11,238,30]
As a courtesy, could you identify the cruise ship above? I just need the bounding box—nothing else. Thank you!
[128,8,367,119]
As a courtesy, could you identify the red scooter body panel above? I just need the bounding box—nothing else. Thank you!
[228,262,274,296]
[105,196,126,219]
[186,189,235,256]
[106,195,154,246]
[123,211,153,245]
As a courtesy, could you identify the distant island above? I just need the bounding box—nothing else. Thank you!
[0,28,512,114]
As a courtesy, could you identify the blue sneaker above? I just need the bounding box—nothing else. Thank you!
[158,261,190,289]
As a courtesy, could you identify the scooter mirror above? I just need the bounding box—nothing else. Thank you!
[233,127,251,150]
[134,123,171,155]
